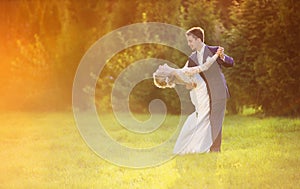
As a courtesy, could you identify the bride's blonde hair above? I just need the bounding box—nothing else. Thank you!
[153,64,176,88]
[153,73,175,89]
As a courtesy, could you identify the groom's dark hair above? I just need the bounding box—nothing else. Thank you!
[186,27,204,42]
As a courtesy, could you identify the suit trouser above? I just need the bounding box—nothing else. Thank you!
[209,98,226,152]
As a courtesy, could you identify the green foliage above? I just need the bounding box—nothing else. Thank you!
[94,0,225,114]
[226,0,300,116]
[135,0,182,24]
[95,42,188,114]
[180,0,223,45]
[2,0,299,116]
[10,34,53,110]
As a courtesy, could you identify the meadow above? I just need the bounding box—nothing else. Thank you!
[0,112,299,188]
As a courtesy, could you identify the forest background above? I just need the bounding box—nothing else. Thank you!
[0,0,299,116]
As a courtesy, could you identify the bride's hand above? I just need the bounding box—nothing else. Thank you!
[217,46,225,60]
[216,46,224,56]
[185,82,196,89]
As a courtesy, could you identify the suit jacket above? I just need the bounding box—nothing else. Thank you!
[187,46,234,101]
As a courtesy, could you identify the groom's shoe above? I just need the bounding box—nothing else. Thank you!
[210,148,221,153]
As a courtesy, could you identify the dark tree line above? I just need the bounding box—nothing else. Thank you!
[1,0,299,116]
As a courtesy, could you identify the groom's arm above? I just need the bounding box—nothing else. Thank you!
[208,46,234,67]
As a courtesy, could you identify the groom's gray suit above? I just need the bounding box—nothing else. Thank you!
[187,46,234,151]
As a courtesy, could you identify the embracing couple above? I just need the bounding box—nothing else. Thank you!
[153,27,234,154]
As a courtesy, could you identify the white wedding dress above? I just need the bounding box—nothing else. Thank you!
[173,73,212,154]
[153,54,218,155]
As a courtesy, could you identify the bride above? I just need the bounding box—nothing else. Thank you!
[153,47,223,155]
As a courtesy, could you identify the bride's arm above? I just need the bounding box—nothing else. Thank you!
[183,54,218,75]
[160,66,194,85]
[183,47,223,75]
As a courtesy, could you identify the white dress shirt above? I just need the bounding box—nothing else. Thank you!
[197,43,205,65]
[183,43,206,68]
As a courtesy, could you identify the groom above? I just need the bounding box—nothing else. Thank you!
[184,27,234,152]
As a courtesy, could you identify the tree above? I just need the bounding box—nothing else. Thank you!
[226,0,300,116]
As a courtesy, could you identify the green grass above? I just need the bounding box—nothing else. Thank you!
[0,112,299,188]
